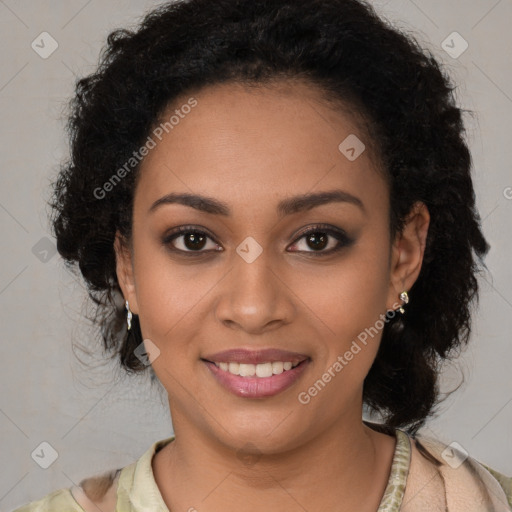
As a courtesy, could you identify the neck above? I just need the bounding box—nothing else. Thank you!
[152,411,396,512]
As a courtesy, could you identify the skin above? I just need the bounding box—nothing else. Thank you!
[114,80,430,511]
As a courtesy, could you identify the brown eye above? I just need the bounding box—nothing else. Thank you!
[305,232,329,251]
[181,232,207,250]
[163,226,221,253]
[288,224,354,255]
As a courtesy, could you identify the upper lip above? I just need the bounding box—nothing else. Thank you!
[202,348,310,365]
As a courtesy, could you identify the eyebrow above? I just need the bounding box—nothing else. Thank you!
[148,189,366,217]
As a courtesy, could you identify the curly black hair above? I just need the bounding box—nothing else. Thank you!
[49,0,490,435]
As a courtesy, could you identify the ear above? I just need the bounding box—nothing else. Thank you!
[113,230,139,314]
[386,201,430,311]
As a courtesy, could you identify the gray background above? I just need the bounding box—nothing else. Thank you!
[1,1,511,510]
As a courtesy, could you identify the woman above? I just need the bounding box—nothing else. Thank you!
[13,0,512,510]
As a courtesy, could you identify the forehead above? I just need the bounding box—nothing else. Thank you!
[135,80,388,219]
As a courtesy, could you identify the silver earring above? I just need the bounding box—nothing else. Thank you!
[398,291,409,314]
[125,300,132,330]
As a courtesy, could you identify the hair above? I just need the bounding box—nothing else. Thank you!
[50,0,490,435]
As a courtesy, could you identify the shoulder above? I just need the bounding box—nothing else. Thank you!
[11,436,174,512]
[73,468,121,511]
[402,431,512,511]
[11,469,121,512]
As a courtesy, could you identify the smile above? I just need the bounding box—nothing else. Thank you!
[203,357,310,398]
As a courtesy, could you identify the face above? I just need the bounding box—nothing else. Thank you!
[115,80,429,454]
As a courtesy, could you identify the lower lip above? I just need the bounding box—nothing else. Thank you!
[203,360,310,398]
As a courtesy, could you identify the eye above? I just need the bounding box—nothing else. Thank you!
[288,224,353,255]
[162,226,222,254]
[162,223,353,256]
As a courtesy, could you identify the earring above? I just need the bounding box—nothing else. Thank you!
[398,291,409,314]
[125,300,132,330]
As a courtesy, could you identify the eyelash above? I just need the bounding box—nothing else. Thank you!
[162,223,354,257]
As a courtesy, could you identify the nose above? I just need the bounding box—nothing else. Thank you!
[214,248,295,334]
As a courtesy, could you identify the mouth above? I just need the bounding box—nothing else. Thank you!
[201,348,310,398]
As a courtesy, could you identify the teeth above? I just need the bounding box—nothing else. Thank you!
[272,361,284,375]
[213,361,301,377]
[239,363,255,377]
[256,362,272,378]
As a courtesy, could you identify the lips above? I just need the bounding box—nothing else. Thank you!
[201,348,311,398]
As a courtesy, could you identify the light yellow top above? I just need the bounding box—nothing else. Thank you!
[11,428,512,511]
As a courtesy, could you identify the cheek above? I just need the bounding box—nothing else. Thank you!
[130,240,208,352]
[301,240,391,368]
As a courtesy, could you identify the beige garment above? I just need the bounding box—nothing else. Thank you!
[401,433,512,511]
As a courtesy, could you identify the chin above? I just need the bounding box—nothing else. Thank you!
[210,409,309,453]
